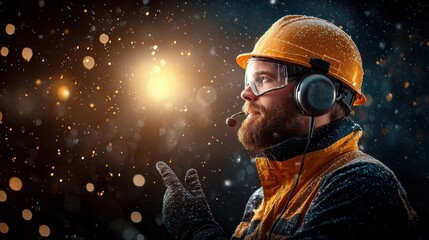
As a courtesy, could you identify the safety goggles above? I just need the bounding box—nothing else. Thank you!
[244,58,307,96]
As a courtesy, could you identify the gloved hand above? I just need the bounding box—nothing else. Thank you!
[156,161,227,240]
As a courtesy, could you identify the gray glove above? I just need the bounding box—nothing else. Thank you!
[156,161,227,240]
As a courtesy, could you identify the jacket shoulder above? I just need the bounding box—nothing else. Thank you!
[298,151,418,238]
[323,151,401,188]
[242,187,263,221]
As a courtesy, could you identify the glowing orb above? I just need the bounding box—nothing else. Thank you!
[99,33,109,44]
[133,174,145,187]
[0,190,6,202]
[9,177,23,191]
[146,72,178,102]
[86,183,95,192]
[1,47,9,57]
[83,56,95,70]
[5,23,15,35]
[39,225,50,237]
[196,85,217,107]
[386,93,393,102]
[131,211,142,223]
[22,209,33,221]
[22,47,33,61]
[0,222,9,234]
[134,58,184,104]
[57,85,70,101]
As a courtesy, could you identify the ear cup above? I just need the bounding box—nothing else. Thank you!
[294,73,336,116]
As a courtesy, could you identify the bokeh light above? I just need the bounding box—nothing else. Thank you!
[224,179,232,187]
[9,177,22,191]
[22,209,33,221]
[363,94,373,107]
[83,56,95,70]
[386,93,393,102]
[0,190,6,202]
[86,183,95,192]
[130,211,142,223]
[99,33,109,44]
[196,85,217,107]
[57,85,70,101]
[5,23,15,35]
[22,47,33,61]
[1,47,9,57]
[404,81,410,88]
[39,224,50,237]
[133,174,145,187]
[0,222,9,234]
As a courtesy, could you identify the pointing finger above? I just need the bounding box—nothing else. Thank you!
[185,168,204,196]
[156,161,183,189]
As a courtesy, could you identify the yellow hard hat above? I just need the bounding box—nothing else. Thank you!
[236,15,366,105]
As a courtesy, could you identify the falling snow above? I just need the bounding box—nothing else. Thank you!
[0,0,428,239]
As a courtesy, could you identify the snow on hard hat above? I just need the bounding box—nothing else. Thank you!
[236,15,366,106]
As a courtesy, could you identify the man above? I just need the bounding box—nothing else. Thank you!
[156,15,418,239]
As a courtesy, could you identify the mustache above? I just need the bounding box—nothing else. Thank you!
[242,103,265,115]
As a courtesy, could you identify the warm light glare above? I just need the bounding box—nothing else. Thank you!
[57,85,70,101]
[134,59,184,104]
[9,177,23,191]
[39,224,50,237]
[130,211,142,223]
[146,72,177,101]
[152,65,161,73]
[133,174,146,187]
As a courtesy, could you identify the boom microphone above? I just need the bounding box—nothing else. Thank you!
[226,111,245,127]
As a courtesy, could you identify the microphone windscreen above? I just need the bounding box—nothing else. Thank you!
[226,118,237,127]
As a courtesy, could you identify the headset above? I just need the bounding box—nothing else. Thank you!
[294,58,355,117]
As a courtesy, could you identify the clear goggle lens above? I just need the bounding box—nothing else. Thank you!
[244,59,306,96]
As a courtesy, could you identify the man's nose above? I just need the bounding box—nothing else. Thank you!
[241,85,257,102]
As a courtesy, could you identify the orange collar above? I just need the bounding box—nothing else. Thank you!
[255,118,362,196]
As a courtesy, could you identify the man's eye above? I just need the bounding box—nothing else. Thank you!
[257,76,272,85]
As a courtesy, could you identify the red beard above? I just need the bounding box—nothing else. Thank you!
[238,100,305,151]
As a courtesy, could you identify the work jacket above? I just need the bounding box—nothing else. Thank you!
[232,118,417,239]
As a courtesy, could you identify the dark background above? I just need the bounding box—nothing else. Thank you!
[0,0,428,239]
